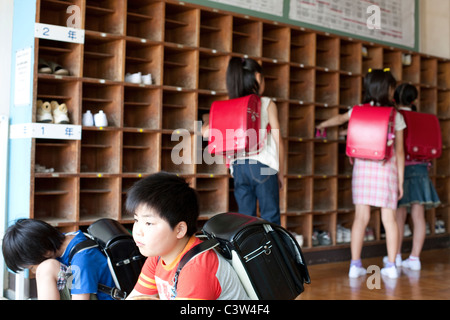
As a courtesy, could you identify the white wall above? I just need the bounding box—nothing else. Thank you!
[420,0,450,59]
[0,0,13,117]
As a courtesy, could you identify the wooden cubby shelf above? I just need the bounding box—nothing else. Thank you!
[28,0,450,250]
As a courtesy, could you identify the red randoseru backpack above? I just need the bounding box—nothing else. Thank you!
[346,104,397,162]
[399,110,442,161]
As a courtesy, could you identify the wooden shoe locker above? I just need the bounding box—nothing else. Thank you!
[30,0,450,252]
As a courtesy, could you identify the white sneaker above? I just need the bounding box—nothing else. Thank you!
[125,72,142,84]
[381,265,398,279]
[402,258,421,271]
[349,265,366,278]
[383,255,402,267]
[36,100,53,123]
[53,103,70,124]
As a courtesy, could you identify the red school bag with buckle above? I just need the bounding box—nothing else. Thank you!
[208,94,270,159]
[399,110,442,161]
[346,104,397,162]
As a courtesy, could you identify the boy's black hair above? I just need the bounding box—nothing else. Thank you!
[363,69,397,107]
[2,219,65,273]
[394,83,418,111]
[125,172,199,236]
[226,57,263,99]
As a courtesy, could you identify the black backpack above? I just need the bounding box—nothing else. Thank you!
[68,218,146,300]
[173,212,310,300]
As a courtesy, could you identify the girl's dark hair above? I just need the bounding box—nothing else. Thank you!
[125,172,199,236]
[394,83,418,111]
[2,219,64,273]
[363,69,397,107]
[226,57,263,99]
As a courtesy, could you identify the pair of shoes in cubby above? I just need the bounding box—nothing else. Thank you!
[36,100,70,124]
[38,59,70,76]
[125,72,152,85]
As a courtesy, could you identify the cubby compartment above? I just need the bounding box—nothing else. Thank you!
[196,177,228,218]
[232,16,262,57]
[314,142,338,176]
[289,66,315,103]
[122,130,160,174]
[438,60,450,89]
[315,71,339,106]
[340,39,362,75]
[262,23,290,62]
[438,90,450,119]
[123,86,161,130]
[37,39,82,77]
[163,45,198,89]
[35,139,79,174]
[436,148,450,176]
[83,32,124,81]
[313,213,336,246]
[161,132,195,175]
[383,48,403,81]
[402,53,421,84]
[33,177,78,224]
[313,177,337,212]
[261,61,289,99]
[419,87,437,114]
[316,34,339,70]
[338,142,352,176]
[162,88,196,131]
[288,104,314,139]
[126,0,164,41]
[421,56,438,87]
[164,2,199,47]
[199,9,232,52]
[287,139,313,176]
[314,106,340,140]
[85,0,126,35]
[286,213,313,248]
[435,177,450,207]
[121,177,142,221]
[290,28,316,67]
[82,79,122,128]
[338,177,353,211]
[125,38,163,86]
[440,120,450,148]
[79,176,120,223]
[198,50,229,92]
[435,206,450,235]
[80,128,121,173]
[286,177,313,214]
[340,74,362,108]
[38,0,84,27]
[362,45,383,74]
[36,76,81,125]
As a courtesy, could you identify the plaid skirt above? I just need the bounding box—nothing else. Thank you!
[352,156,399,210]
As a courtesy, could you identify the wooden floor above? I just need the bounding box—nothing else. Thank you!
[298,248,450,300]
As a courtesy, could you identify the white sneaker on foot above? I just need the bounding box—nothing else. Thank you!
[349,265,366,278]
[381,265,398,279]
[402,258,421,271]
[383,255,402,267]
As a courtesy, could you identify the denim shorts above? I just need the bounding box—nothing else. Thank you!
[398,164,441,210]
[232,160,280,225]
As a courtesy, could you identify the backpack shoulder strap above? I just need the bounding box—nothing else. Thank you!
[170,238,219,299]
[68,238,98,265]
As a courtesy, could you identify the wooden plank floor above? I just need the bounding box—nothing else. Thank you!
[298,248,450,300]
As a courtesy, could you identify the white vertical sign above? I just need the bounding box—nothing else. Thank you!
[13,47,32,107]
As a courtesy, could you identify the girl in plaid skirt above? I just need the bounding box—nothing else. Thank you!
[317,69,406,279]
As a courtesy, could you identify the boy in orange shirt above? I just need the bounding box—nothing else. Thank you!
[125,172,249,300]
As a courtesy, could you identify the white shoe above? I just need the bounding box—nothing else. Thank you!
[142,73,152,85]
[402,258,421,271]
[383,255,402,267]
[53,103,70,124]
[94,110,108,127]
[349,265,366,278]
[381,265,398,279]
[36,100,53,123]
[125,72,142,84]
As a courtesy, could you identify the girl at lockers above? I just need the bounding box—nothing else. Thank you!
[316,69,406,279]
[202,57,285,225]
[390,83,441,270]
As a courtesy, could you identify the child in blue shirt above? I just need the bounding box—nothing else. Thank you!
[2,219,115,300]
